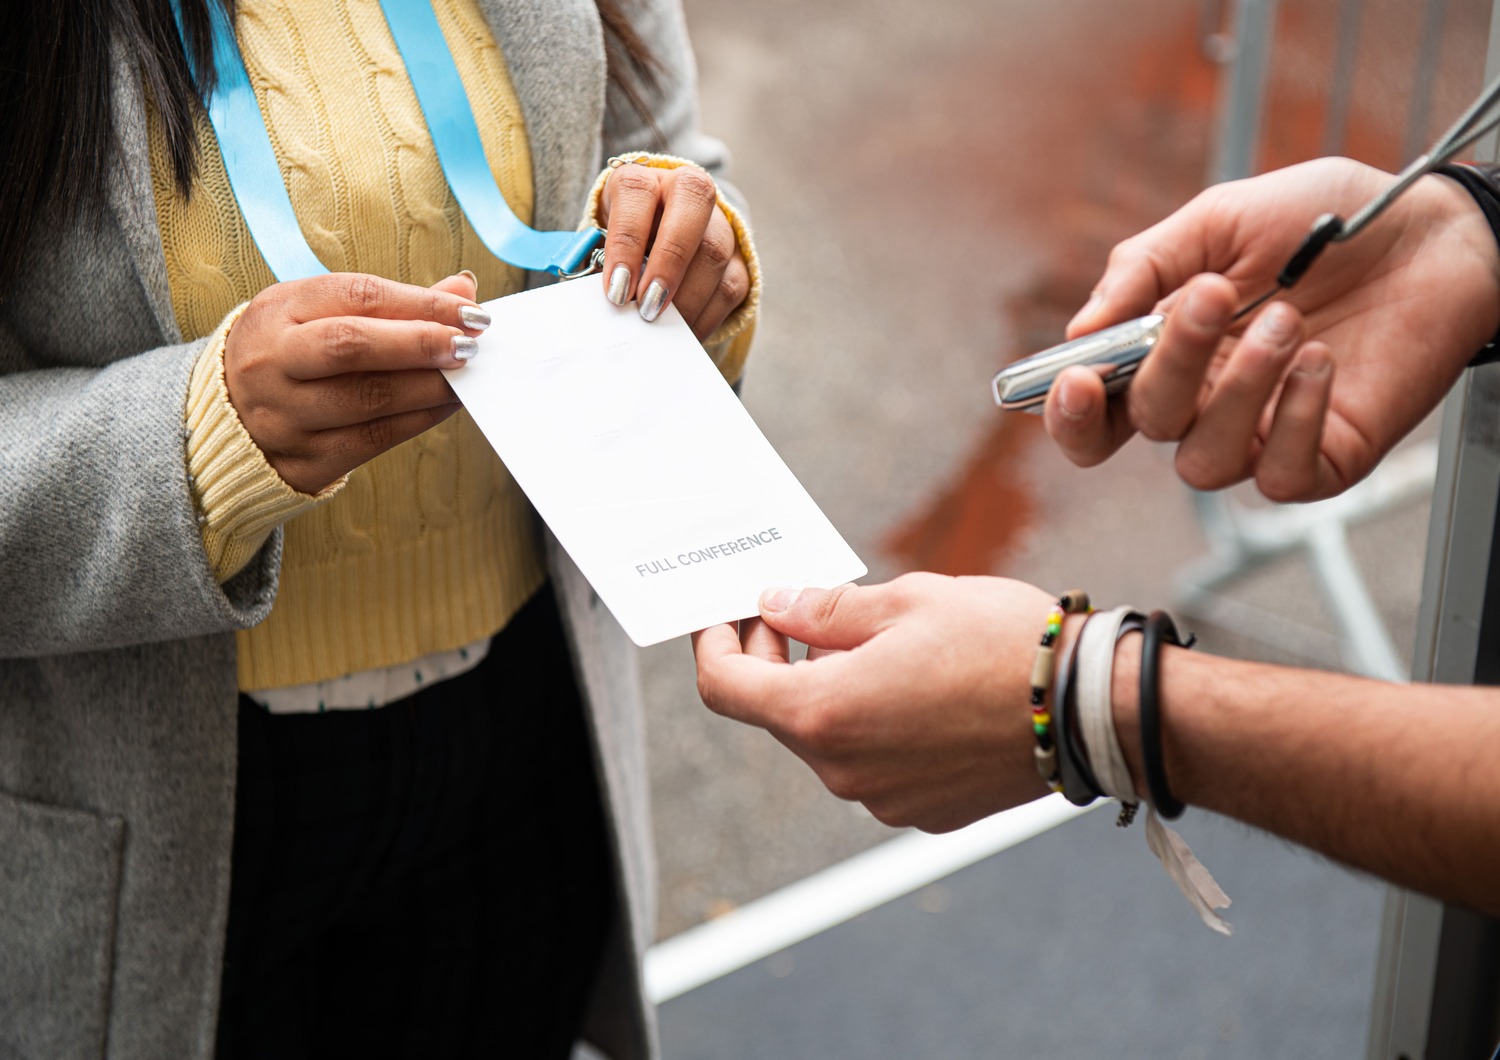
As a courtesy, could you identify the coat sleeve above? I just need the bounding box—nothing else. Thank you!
[0,306,281,659]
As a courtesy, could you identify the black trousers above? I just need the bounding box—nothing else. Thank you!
[216,589,614,1060]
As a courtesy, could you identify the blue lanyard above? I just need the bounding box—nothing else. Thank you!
[377,0,604,276]
[171,0,605,282]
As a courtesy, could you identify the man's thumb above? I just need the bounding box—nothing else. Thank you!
[758,583,884,652]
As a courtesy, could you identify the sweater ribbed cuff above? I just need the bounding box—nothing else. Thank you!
[186,304,347,582]
[582,152,762,383]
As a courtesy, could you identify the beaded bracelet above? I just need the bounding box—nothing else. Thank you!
[1030,590,1092,792]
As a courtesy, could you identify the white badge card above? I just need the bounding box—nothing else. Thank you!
[445,280,866,646]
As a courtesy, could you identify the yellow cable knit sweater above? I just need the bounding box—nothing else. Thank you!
[152,0,759,691]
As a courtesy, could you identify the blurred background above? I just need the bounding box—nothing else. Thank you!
[638,0,1493,1055]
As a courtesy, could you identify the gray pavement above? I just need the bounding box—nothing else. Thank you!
[640,0,1470,1054]
[660,810,1386,1060]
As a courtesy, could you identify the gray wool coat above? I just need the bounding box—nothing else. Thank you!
[0,1,732,1055]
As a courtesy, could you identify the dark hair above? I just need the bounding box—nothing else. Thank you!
[598,1,663,135]
[0,0,657,296]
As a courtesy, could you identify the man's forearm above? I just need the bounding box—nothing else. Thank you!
[1111,641,1500,913]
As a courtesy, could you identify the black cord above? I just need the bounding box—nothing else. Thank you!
[1278,213,1346,288]
[1231,213,1347,325]
[1139,611,1194,821]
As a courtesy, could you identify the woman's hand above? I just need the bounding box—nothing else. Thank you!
[598,160,750,340]
[1045,158,1500,501]
[223,272,487,494]
[693,573,1059,833]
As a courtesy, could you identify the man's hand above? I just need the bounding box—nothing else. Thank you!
[693,573,1058,833]
[1045,158,1500,501]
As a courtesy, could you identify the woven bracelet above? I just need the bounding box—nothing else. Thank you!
[1055,610,1103,807]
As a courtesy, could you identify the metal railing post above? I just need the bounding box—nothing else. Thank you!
[1368,7,1500,1054]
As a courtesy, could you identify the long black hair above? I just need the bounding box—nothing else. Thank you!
[0,0,657,296]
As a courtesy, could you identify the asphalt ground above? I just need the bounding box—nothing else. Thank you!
[659,810,1386,1060]
[639,0,1488,1054]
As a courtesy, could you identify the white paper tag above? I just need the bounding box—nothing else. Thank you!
[445,281,866,646]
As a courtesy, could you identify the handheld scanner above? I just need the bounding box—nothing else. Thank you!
[992,314,1165,414]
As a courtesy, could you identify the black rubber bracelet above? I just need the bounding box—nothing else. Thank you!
[1434,163,1500,367]
[1054,612,1101,807]
[1139,610,1191,820]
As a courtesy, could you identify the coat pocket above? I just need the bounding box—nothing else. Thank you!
[0,788,125,1060]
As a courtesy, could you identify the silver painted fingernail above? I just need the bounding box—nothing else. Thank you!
[459,305,491,331]
[607,264,631,306]
[452,335,480,361]
[639,279,668,322]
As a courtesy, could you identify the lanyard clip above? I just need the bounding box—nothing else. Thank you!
[554,229,607,279]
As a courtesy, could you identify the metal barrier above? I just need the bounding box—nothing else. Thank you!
[1191,0,1436,684]
[1201,1,1500,1054]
